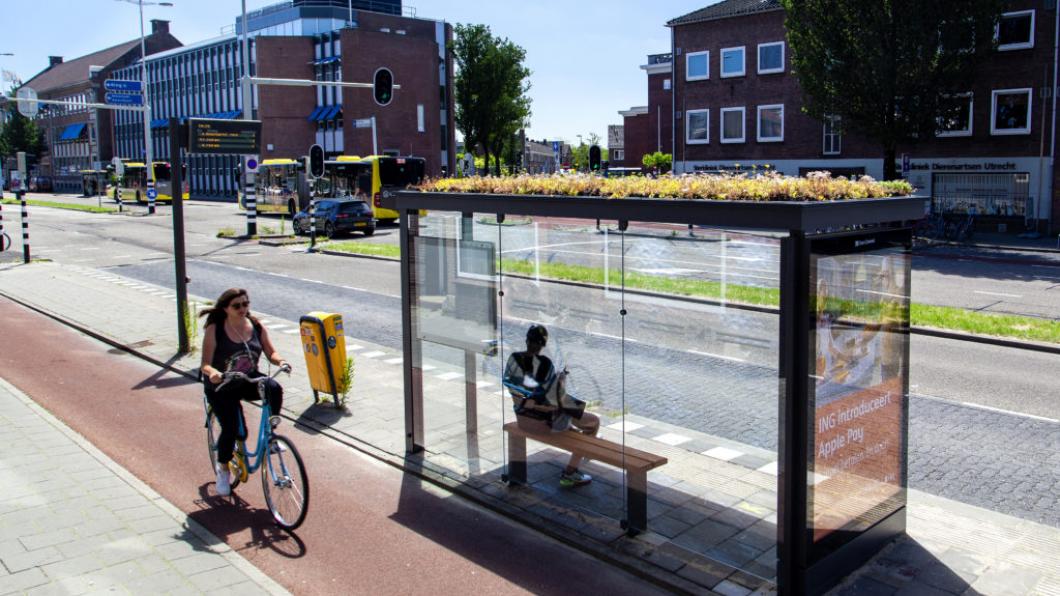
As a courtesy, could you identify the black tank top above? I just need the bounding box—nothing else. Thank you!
[210,320,263,376]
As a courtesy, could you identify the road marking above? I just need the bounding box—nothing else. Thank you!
[384,357,403,365]
[687,349,746,363]
[362,351,386,359]
[973,290,1023,299]
[958,401,1059,424]
[282,329,299,335]
[436,372,462,381]
[346,345,364,352]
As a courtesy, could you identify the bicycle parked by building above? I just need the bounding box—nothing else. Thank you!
[205,366,310,530]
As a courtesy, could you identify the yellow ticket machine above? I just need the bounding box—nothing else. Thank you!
[299,312,347,406]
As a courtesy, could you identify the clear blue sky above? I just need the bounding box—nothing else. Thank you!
[3,0,716,144]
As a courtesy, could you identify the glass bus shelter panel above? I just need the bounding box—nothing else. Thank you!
[498,218,628,530]
[410,211,504,483]
[807,230,911,566]
[618,224,782,580]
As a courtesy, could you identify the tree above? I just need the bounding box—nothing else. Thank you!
[453,24,532,176]
[642,151,672,174]
[1,86,46,161]
[781,0,1003,180]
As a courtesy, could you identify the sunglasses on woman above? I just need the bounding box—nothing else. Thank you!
[229,300,250,309]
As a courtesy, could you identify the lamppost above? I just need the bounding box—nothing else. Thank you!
[116,0,172,214]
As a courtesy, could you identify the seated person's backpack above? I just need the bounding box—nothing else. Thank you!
[503,351,586,424]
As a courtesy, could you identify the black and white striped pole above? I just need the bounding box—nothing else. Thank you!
[306,144,324,253]
[244,155,258,236]
[116,177,124,213]
[308,197,317,251]
[19,190,29,264]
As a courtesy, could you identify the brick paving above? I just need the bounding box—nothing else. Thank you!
[0,376,288,596]
[2,259,1060,595]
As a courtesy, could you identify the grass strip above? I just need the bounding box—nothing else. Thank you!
[322,241,1060,344]
[2,198,116,214]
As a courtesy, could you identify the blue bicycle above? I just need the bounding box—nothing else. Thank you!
[205,367,310,530]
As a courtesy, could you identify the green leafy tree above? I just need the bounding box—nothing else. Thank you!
[642,151,672,174]
[781,0,1003,180]
[453,24,532,176]
[1,87,46,160]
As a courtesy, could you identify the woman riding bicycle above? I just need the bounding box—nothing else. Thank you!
[200,288,289,496]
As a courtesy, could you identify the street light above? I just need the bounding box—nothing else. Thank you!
[115,0,173,211]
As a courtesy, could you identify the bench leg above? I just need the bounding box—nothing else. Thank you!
[626,471,648,534]
[506,433,527,485]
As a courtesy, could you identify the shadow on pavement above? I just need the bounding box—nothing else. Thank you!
[830,537,972,595]
[187,482,308,559]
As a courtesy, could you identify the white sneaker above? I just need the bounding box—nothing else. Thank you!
[215,467,231,496]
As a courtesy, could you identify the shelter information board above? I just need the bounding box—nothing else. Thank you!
[808,230,910,558]
[188,118,261,155]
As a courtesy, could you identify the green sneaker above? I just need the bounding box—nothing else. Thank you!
[560,469,592,488]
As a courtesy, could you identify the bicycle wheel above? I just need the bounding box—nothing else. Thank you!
[206,410,243,491]
[261,434,309,530]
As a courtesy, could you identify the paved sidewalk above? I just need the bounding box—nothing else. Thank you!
[2,260,1059,595]
[0,375,289,595]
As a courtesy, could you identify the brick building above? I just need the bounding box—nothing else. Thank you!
[111,0,454,200]
[622,0,1058,232]
[617,52,674,171]
[18,21,181,192]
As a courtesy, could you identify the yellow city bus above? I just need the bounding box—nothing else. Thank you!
[111,161,187,203]
[248,158,308,216]
[315,155,425,224]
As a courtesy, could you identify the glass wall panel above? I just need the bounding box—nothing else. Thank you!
[807,230,910,563]
[620,224,782,580]
[498,217,625,534]
[411,210,503,484]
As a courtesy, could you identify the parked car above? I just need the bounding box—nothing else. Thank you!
[28,176,53,192]
[293,198,376,238]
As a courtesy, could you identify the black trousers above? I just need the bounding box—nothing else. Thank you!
[206,373,284,465]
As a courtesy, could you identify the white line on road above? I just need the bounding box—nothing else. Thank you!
[687,349,747,363]
[913,393,1059,424]
[973,290,1023,299]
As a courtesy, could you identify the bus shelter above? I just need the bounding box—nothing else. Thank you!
[384,190,926,595]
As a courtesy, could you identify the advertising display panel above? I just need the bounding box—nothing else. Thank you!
[808,230,911,560]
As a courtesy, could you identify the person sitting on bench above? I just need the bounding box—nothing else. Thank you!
[503,324,600,487]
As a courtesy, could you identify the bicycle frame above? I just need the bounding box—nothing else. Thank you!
[203,367,287,476]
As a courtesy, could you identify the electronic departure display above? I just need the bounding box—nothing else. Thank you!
[188,118,262,155]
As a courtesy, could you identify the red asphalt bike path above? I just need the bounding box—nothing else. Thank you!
[0,298,666,595]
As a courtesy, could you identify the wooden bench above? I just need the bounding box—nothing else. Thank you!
[503,421,668,533]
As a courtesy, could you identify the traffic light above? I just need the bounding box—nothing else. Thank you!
[309,144,325,179]
[589,145,601,172]
[373,68,393,106]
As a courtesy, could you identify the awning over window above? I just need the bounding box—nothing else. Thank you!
[150,119,167,129]
[307,106,325,122]
[59,123,86,141]
[314,56,340,65]
[322,105,341,121]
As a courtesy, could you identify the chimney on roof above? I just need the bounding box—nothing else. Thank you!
[151,19,169,35]
[48,56,63,67]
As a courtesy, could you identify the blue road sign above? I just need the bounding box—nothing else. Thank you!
[146,188,158,200]
[246,158,258,171]
[106,92,143,106]
[104,79,143,93]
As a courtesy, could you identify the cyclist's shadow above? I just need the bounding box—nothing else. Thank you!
[188,483,307,559]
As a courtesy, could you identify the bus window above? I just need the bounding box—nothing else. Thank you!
[378,157,425,187]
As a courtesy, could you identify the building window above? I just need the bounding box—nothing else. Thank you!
[686,51,709,81]
[937,93,973,137]
[663,78,671,90]
[417,104,425,133]
[757,42,785,74]
[991,88,1031,135]
[686,109,710,144]
[720,47,745,78]
[823,115,842,154]
[720,107,745,143]
[612,149,624,161]
[757,104,784,142]
[997,10,1034,51]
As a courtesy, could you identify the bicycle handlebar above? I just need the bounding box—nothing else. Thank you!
[215,364,291,393]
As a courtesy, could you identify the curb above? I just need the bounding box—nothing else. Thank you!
[0,375,291,596]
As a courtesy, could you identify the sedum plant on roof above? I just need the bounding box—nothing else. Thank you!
[420,171,913,202]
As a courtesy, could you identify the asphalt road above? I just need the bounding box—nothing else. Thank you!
[6,196,1060,527]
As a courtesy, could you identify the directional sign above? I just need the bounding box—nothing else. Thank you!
[352,118,373,129]
[188,118,262,155]
[104,79,143,93]
[16,87,38,118]
[146,188,158,200]
[106,92,143,106]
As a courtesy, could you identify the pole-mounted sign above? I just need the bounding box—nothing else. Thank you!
[103,79,143,93]
[16,87,38,118]
[105,92,144,106]
[188,118,262,155]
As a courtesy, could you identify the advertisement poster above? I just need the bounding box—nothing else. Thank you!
[811,248,908,543]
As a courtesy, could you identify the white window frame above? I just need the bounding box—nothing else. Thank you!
[757,104,784,142]
[757,41,785,74]
[663,78,671,90]
[612,149,624,161]
[990,88,1032,135]
[936,93,974,137]
[823,115,842,155]
[996,10,1035,51]
[686,109,710,144]
[720,46,746,78]
[686,50,710,81]
[720,107,746,143]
